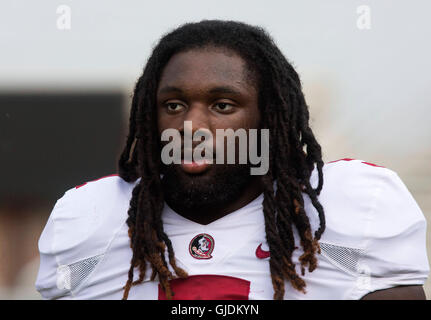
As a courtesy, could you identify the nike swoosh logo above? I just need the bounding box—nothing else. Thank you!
[255,243,270,259]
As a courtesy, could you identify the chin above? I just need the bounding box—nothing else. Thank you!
[161,163,251,212]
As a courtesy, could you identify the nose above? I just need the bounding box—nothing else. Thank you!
[179,103,211,136]
[179,104,214,157]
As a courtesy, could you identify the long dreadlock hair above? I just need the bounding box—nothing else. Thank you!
[118,20,325,300]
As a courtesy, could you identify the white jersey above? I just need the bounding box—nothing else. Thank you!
[35,159,429,299]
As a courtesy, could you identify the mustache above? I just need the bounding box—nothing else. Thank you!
[159,139,214,148]
[159,140,217,156]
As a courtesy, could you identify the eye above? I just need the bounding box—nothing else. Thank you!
[165,103,185,113]
[213,102,234,113]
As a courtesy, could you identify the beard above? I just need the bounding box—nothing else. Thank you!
[160,163,253,214]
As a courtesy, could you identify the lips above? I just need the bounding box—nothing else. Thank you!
[180,145,214,174]
[180,159,212,174]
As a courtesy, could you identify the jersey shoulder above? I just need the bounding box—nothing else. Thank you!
[39,174,137,263]
[304,158,429,298]
[36,174,138,298]
[308,157,424,246]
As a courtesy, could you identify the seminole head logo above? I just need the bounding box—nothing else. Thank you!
[189,234,215,259]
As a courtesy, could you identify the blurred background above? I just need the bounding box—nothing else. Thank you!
[0,0,430,299]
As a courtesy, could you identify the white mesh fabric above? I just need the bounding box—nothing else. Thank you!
[319,242,364,276]
[56,254,104,293]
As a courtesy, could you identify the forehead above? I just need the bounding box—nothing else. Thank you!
[157,47,254,92]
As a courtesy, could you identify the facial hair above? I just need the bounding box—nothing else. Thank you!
[161,163,252,215]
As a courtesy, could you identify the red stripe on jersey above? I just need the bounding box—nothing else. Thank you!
[327,158,385,168]
[158,274,250,300]
[75,173,119,189]
[327,158,356,163]
[361,161,385,168]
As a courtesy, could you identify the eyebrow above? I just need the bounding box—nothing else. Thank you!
[158,85,243,96]
[208,86,242,95]
[158,86,183,94]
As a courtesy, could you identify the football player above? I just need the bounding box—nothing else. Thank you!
[36,20,429,300]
